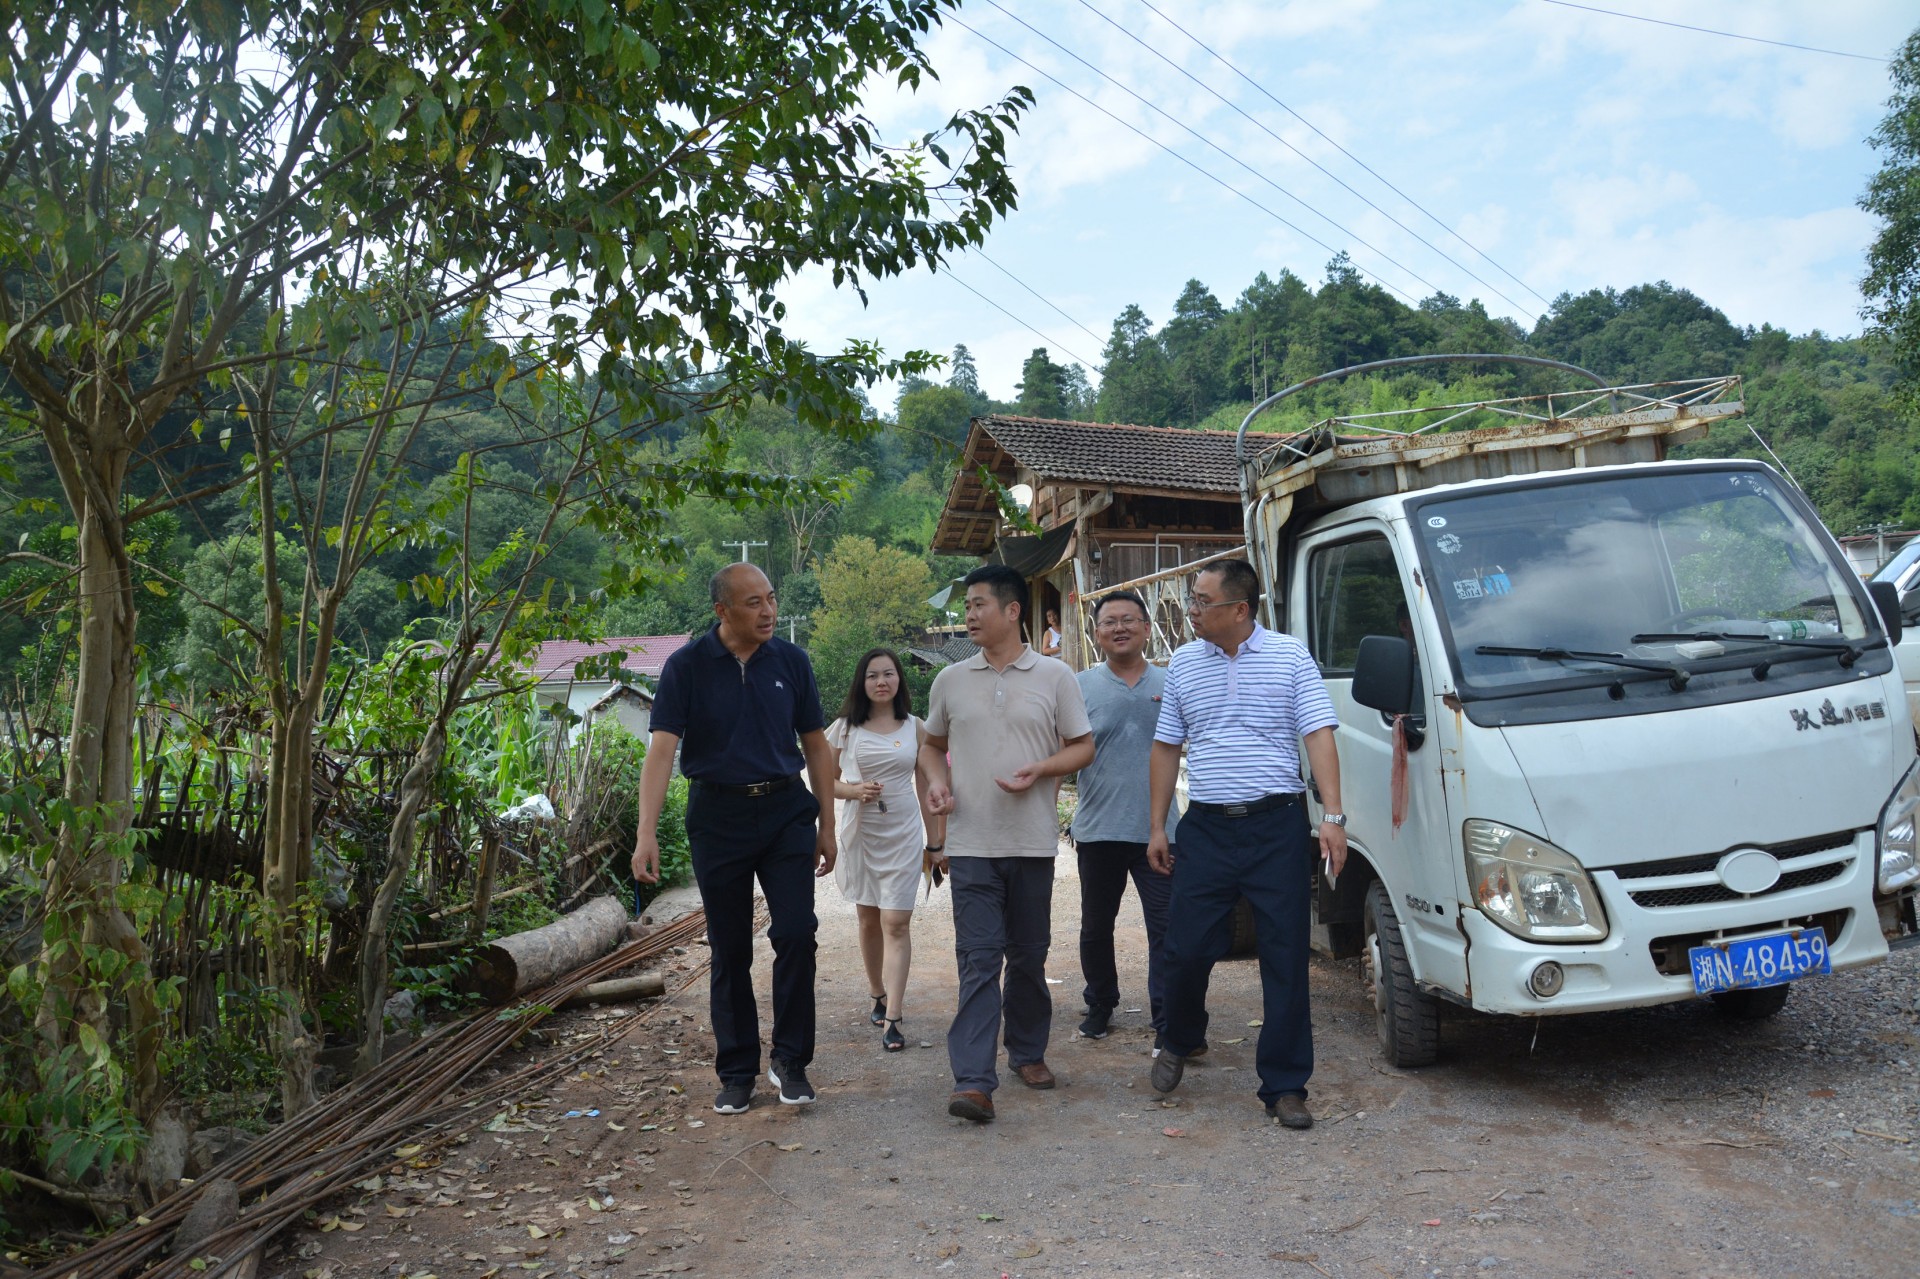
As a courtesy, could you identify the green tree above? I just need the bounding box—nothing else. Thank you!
[808,534,934,700]
[1161,279,1228,426]
[1863,26,1920,408]
[1014,347,1071,418]
[896,381,978,468]
[0,0,1027,1179]
[1096,304,1174,425]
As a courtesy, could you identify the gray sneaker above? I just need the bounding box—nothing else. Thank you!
[1151,1049,1187,1094]
[713,1081,753,1114]
[1078,1006,1112,1039]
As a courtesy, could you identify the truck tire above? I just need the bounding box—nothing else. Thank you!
[1709,984,1791,1020]
[1364,880,1440,1067]
[1228,894,1257,957]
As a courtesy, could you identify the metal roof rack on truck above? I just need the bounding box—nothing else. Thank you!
[1228,356,1745,628]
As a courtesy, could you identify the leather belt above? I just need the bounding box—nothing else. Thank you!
[1186,792,1302,818]
[694,774,800,797]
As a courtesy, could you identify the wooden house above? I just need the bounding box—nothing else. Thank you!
[931,415,1283,666]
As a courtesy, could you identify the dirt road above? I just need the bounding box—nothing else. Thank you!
[281,852,1919,1279]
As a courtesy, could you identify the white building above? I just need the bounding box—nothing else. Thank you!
[512,635,691,740]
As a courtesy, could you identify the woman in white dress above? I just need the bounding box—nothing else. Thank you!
[826,648,944,1052]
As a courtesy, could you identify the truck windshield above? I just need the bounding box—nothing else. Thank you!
[1413,468,1872,700]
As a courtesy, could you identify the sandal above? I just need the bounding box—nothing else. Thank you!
[882,1017,905,1052]
[869,994,887,1026]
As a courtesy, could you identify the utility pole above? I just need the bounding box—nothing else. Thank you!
[722,539,768,564]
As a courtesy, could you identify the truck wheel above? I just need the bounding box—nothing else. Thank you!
[1364,880,1440,1067]
[1709,984,1791,1020]
[1227,894,1257,957]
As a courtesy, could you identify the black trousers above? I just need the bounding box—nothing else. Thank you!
[685,782,819,1087]
[1075,839,1171,1035]
[1162,801,1314,1103]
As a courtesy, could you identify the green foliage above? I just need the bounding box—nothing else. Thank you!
[0,789,165,1188]
[580,724,691,896]
[808,534,936,709]
[1862,25,1920,409]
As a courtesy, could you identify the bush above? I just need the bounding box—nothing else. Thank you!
[582,724,691,902]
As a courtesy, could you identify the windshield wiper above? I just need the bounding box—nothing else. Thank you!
[1630,630,1878,671]
[1476,645,1692,690]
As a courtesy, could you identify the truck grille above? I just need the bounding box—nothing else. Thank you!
[1628,861,1848,909]
[1602,830,1858,910]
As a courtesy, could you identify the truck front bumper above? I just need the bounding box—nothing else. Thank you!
[1457,830,1893,1015]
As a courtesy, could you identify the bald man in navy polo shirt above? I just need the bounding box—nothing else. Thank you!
[633,562,838,1115]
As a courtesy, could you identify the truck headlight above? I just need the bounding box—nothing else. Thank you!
[1877,760,1920,894]
[1465,820,1608,942]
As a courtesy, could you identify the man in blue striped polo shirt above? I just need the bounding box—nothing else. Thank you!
[1145,558,1348,1129]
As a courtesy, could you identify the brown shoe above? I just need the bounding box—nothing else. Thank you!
[1014,1061,1057,1090]
[947,1090,995,1123]
[1266,1094,1313,1129]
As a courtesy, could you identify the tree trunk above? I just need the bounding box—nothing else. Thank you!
[354,712,452,1078]
[463,895,630,1003]
[34,410,163,1187]
[466,828,501,946]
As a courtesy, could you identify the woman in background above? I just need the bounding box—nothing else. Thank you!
[1042,607,1063,657]
[826,649,944,1051]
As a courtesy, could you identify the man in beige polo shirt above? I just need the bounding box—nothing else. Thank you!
[922,564,1093,1124]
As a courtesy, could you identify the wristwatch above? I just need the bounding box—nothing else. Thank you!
[1320,812,1347,828]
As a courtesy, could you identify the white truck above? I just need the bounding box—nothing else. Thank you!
[1232,369,1920,1066]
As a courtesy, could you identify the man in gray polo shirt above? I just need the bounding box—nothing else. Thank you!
[922,564,1093,1124]
[1072,589,1177,1047]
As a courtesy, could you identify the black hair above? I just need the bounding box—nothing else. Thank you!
[837,648,913,726]
[1204,559,1261,614]
[962,563,1028,624]
[1091,590,1147,623]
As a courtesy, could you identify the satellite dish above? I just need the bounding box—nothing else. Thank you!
[1008,482,1034,509]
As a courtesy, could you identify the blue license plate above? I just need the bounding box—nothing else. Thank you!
[1689,927,1831,995]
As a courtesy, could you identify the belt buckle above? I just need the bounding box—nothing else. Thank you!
[745,780,774,796]
[1223,803,1249,818]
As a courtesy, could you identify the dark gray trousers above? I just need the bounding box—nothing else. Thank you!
[947,855,1055,1094]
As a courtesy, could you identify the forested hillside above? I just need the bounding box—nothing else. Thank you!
[4,261,1912,704]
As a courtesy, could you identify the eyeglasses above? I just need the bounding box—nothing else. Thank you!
[1183,595,1250,614]
[1095,617,1144,631]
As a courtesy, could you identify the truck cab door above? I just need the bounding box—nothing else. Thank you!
[1298,526,1453,962]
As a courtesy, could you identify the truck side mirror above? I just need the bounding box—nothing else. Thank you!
[1352,635,1415,715]
[1869,580,1904,645]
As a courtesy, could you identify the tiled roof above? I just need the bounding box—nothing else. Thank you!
[933,415,1290,554]
[519,635,691,684]
[981,416,1280,492]
[905,631,981,667]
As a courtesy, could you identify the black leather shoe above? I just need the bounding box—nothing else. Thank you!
[1266,1094,1313,1129]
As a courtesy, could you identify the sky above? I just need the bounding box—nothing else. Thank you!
[779,0,1917,404]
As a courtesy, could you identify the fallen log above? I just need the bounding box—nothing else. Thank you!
[463,895,630,1003]
[557,972,666,1009]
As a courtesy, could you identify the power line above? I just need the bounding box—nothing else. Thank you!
[1069,0,1539,321]
[1536,0,1891,62]
[972,247,1109,349]
[1130,0,1555,310]
[979,0,1452,308]
[942,269,1099,371]
[948,13,1427,309]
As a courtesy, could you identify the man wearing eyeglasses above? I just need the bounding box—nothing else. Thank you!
[1070,590,1177,1051]
[1145,558,1346,1130]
